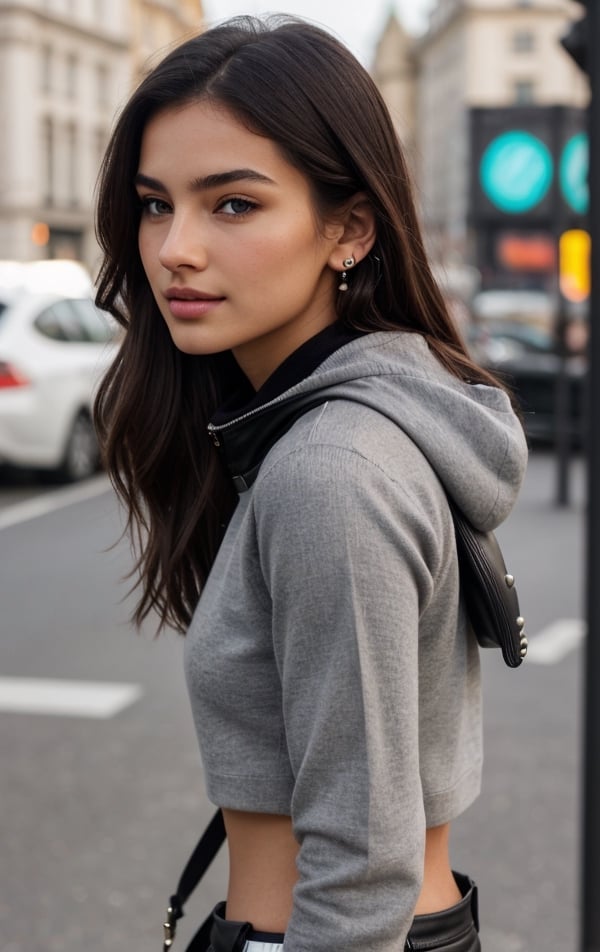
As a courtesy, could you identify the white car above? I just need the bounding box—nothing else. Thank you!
[0,286,119,481]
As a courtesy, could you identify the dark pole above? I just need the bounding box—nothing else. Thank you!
[554,104,572,507]
[582,2,600,949]
[554,303,571,506]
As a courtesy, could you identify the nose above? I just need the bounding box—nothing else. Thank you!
[158,213,208,272]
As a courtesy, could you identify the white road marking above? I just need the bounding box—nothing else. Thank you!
[0,475,111,531]
[526,618,586,664]
[0,677,142,718]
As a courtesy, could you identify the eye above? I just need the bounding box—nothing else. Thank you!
[216,197,258,217]
[139,196,172,218]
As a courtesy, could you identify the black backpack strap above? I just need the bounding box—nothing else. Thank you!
[163,809,226,950]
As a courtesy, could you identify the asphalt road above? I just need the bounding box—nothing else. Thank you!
[0,450,586,952]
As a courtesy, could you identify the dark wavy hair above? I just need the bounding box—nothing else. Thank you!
[94,15,506,633]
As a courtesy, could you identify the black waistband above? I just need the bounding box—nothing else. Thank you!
[207,872,479,951]
[405,872,479,950]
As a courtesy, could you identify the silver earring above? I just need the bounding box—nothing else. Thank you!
[338,256,355,291]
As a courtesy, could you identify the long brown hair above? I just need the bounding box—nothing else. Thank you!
[94,15,506,633]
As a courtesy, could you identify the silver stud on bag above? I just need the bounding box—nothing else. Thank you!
[505,574,515,588]
[163,905,177,949]
[516,613,528,658]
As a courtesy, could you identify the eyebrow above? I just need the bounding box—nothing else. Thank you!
[134,169,276,192]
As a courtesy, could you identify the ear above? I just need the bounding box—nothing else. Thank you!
[327,193,377,271]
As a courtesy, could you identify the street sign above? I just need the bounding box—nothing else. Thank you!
[559,228,591,301]
[470,107,588,225]
[560,132,590,215]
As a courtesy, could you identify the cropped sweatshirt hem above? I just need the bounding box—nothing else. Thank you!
[203,759,482,829]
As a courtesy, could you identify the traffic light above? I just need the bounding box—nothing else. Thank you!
[561,1,589,75]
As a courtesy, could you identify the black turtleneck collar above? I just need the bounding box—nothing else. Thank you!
[211,321,365,427]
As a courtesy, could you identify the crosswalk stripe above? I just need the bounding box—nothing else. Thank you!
[0,475,111,531]
[0,677,142,718]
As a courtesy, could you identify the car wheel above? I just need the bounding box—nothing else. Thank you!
[55,410,100,482]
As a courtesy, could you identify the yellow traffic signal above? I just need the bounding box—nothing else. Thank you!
[559,228,591,302]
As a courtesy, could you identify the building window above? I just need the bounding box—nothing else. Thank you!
[95,128,108,170]
[96,62,109,108]
[42,117,54,205]
[67,124,78,206]
[66,53,78,99]
[513,30,535,53]
[514,80,535,104]
[40,45,52,92]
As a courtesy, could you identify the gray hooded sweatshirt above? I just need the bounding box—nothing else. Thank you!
[185,330,528,951]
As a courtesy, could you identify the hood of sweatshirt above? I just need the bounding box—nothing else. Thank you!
[208,330,528,532]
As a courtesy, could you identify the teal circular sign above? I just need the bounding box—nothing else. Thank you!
[480,131,553,213]
[560,132,589,215]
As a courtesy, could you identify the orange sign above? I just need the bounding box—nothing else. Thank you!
[497,233,556,271]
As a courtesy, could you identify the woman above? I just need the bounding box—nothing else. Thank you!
[94,16,527,952]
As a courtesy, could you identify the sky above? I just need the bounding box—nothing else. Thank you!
[202,0,433,67]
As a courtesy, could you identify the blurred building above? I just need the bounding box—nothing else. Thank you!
[371,13,417,171]
[0,0,203,270]
[130,0,204,80]
[372,0,589,290]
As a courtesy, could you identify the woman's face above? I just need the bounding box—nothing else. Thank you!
[136,100,344,389]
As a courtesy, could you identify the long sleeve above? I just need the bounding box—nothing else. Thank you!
[253,439,452,951]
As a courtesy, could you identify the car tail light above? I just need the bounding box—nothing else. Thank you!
[0,360,30,388]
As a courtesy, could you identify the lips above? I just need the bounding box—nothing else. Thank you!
[165,287,222,301]
[164,288,225,319]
